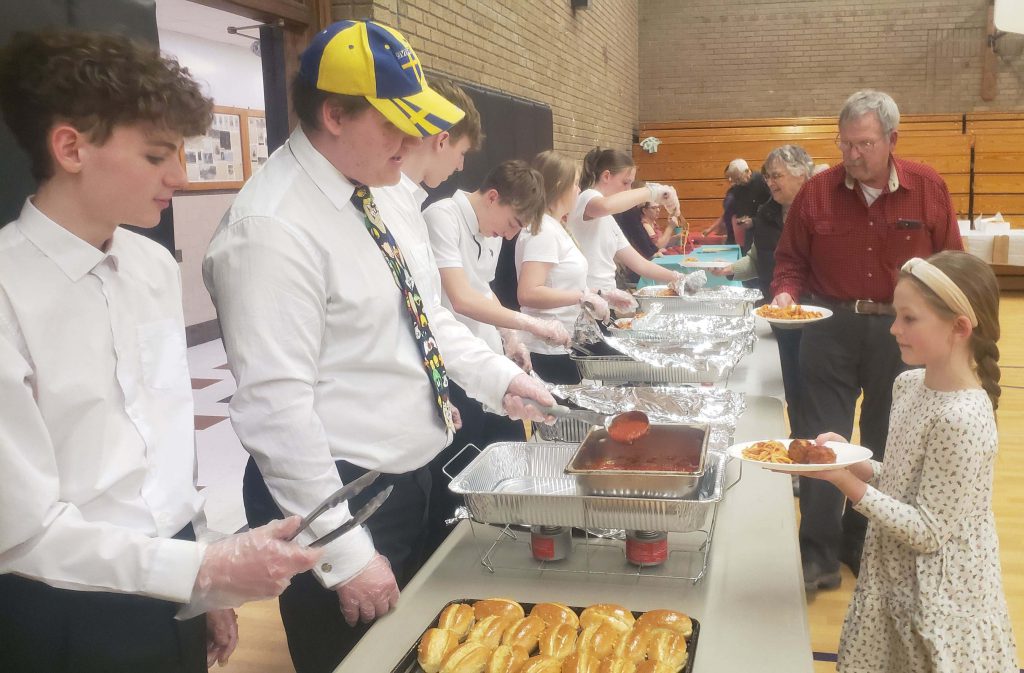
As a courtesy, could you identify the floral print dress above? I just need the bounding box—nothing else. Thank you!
[838,369,1017,672]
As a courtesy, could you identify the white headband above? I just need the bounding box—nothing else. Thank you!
[901,257,978,327]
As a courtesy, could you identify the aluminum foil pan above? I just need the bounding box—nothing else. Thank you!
[448,442,727,533]
[570,354,731,385]
[633,285,763,316]
[590,335,749,381]
[544,384,745,450]
[609,313,756,343]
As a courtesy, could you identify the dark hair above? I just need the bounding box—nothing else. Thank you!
[429,77,483,151]
[899,250,1001,410]
[580,147,634,190]
[0,30,212,181]
[291,75,371,132]
[479,160,547,235]
[531,150,577,214]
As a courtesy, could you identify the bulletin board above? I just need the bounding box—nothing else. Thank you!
[181,105,266,191]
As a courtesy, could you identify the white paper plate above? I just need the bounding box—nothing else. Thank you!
[754,304,833,329]
[726,439,873,472]
[679,258,732,269]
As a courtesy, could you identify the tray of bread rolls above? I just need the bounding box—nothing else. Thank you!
[448,443,726,534]
[397,597,700,673]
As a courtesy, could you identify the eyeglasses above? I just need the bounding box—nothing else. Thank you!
[835,135,884,153]
[763,171,789,182]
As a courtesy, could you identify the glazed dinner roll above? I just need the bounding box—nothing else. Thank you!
[560,650,599,673]
[440,641,492,673]
[576,622,626,658]
[613,627,654,663]
[502,615,546,652]
[530,602,580,631]
[597,657,637,673]
[538,623,578,659]
[486,644,529,673]
[645,629,687,669]
[473,598,525,622]
[439,603,476,640]
[467,615,514,649]
[518,655,563,673]
[418,628,461,673]
[634,610,692,638]
[579,604,635,630]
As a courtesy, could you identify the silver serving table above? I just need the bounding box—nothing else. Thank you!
[333,388,813,672]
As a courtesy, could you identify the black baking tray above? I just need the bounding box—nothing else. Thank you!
[390,598,701,673]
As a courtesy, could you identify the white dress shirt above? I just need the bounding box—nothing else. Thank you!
[203,129,518,588]
[0,200,204,603]
[422,190,504,354]
[514,214,589,355]
[568,188,631,291]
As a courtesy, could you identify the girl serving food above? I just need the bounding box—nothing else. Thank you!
[796,251,1016,672]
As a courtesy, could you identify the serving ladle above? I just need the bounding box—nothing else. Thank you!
[527,401,651,444]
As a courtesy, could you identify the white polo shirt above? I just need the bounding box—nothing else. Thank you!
[568,188,631,291]
[515,214,589,355]
[423,190,504,353]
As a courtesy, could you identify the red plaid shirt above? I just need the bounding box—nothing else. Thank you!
[772,157,963,303]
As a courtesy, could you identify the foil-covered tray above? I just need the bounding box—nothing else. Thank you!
[633,285,763,316]
[570,353,733,385]
[610,313,756,343]
[448,442,727,533]
[565,424,710,498]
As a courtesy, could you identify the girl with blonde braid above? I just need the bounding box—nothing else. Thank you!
[793,250,1016,672]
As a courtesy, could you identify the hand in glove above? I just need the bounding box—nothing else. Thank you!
[514,313,571,347]
[206,609,239,668]
[670,270,707,296]
[579,290,610,322]
[601,288,639,313]
[500,328,533,372]
[335,553,400,627]
[502,372,557,423]
[646,182,681,218]
[183,516,321,619]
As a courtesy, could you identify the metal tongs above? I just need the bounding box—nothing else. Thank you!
[287,470,393,548]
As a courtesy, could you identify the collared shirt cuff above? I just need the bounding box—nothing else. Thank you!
[144,537,205,603]
[852,484,884,518]
[312,525,376,588]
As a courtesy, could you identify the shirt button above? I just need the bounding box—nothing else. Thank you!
[867,247,873,252]
[321,563,333,573]
[869,221,874,227]
[868,273,873,278]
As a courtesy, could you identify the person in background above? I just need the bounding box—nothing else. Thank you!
[705,158,772,250]
[516,151,602,384]
[0,30,319,673]
[795,251,1016,672]
[771,89,962,592]
[614,201,677,269]
[713,145,814,438]
[203,21,554,673]
[569,147,686,298]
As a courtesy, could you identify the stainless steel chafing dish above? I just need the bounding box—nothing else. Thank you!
[564,423,710,498]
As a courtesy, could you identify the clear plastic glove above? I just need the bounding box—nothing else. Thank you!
[514,313,571,347]
[502,372,557,423]
[206,608,238,668]
[335,553,400,627]
[646,182,681,217]
[602,288,638,313]
[500,328,534,372]
[579,290,610,322]
[181,516,321,619]
[670,270,707,296]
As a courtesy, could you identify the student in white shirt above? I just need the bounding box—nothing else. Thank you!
[202,21,554,673]
[0,30,318,673]
[516,150,613,384]
[569,146,687,293]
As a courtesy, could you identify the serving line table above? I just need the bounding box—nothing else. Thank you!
[335,325,811,673]
[639,243,743,289]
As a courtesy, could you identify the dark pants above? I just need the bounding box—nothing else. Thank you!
[0,525,206,673]
[424,382,525,557]
[796,309,905,572]
[531,352,583,385]
[771,325,804,438]
[243,457,430,673]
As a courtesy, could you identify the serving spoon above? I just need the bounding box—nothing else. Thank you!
[527,401,650,444]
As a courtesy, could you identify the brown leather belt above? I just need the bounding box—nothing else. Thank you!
[809,295,896,316]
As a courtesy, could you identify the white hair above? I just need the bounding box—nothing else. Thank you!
[839,90,900,136]
[726,158,749,176]
[763,145,814,178]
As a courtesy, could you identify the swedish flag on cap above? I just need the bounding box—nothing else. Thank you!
[298,20,464,137]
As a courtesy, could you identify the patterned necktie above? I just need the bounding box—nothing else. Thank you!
[350,185,455,433]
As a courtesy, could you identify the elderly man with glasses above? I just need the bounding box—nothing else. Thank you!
[771,90,963,593]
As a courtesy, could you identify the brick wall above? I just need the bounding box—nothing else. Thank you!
[639,0,1024,122]
[330,0,639,158]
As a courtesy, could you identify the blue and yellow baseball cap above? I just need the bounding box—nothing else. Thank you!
[298,20,464,137]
